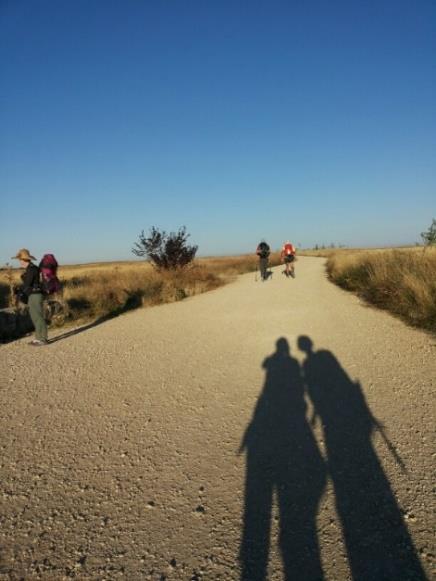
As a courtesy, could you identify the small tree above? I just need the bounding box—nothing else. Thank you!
[132,226,198,270]
[420,218,436,250]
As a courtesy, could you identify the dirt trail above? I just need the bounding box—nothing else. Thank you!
[1,257,434,580]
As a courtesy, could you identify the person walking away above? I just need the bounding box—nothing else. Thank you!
[281,241,296,277]
[256,240,270,281]
[12,249,48,346]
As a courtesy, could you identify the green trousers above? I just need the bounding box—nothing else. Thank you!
[28,293,48,341]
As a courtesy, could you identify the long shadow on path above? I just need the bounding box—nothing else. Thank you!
[298,335,426,580]
[239,338,326,580]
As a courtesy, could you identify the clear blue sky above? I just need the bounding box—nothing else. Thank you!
[1,0,435,264]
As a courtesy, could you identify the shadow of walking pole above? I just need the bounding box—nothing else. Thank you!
[298,335,426,581]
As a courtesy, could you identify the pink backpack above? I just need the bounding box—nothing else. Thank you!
[39,254,62,295]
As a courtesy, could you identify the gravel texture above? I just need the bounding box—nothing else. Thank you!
[1,257,434,580]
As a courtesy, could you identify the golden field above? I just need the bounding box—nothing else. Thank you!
[0,253,281,327]
[2,247,434,334]
[299,245,422,258]
[324,247,436,332]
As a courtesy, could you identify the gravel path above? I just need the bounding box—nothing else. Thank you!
[1,257,434,580]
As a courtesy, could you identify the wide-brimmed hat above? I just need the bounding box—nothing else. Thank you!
[11,248,36,261]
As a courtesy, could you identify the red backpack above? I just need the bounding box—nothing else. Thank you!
[39,254,62,295]
[283,243,295,256]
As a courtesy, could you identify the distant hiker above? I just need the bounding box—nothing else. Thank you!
[12,249,48,346]
[256,240,270,281]
[281,240,296,278]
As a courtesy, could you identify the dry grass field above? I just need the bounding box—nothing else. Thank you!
[299,246,420,258]
[2,247,434,334]
[0,253,281,330]
[323,247,436,332]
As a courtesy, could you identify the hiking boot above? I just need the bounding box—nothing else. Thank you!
[30,339,48,346]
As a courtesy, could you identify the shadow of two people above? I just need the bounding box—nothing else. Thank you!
[239,337,425,581]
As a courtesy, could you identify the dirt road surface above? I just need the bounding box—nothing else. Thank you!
[1,257,434,580]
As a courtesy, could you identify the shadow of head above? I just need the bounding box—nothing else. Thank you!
[276,337,290,356]
[298,335,313,355]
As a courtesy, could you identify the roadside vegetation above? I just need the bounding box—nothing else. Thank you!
[307,247,436,333]
[300,221,436,332]
[0,251,281,334]
[6,221,434,337]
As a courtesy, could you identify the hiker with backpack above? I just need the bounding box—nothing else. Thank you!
[281,240,296,278]
[12,248,48,346]
[256,240,271,281]
[12,250,62,346]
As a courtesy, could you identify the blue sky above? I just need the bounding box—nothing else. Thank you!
[1,0,435,264]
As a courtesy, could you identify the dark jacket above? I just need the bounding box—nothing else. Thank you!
[256,242,270,258]
[18,262,42,299]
